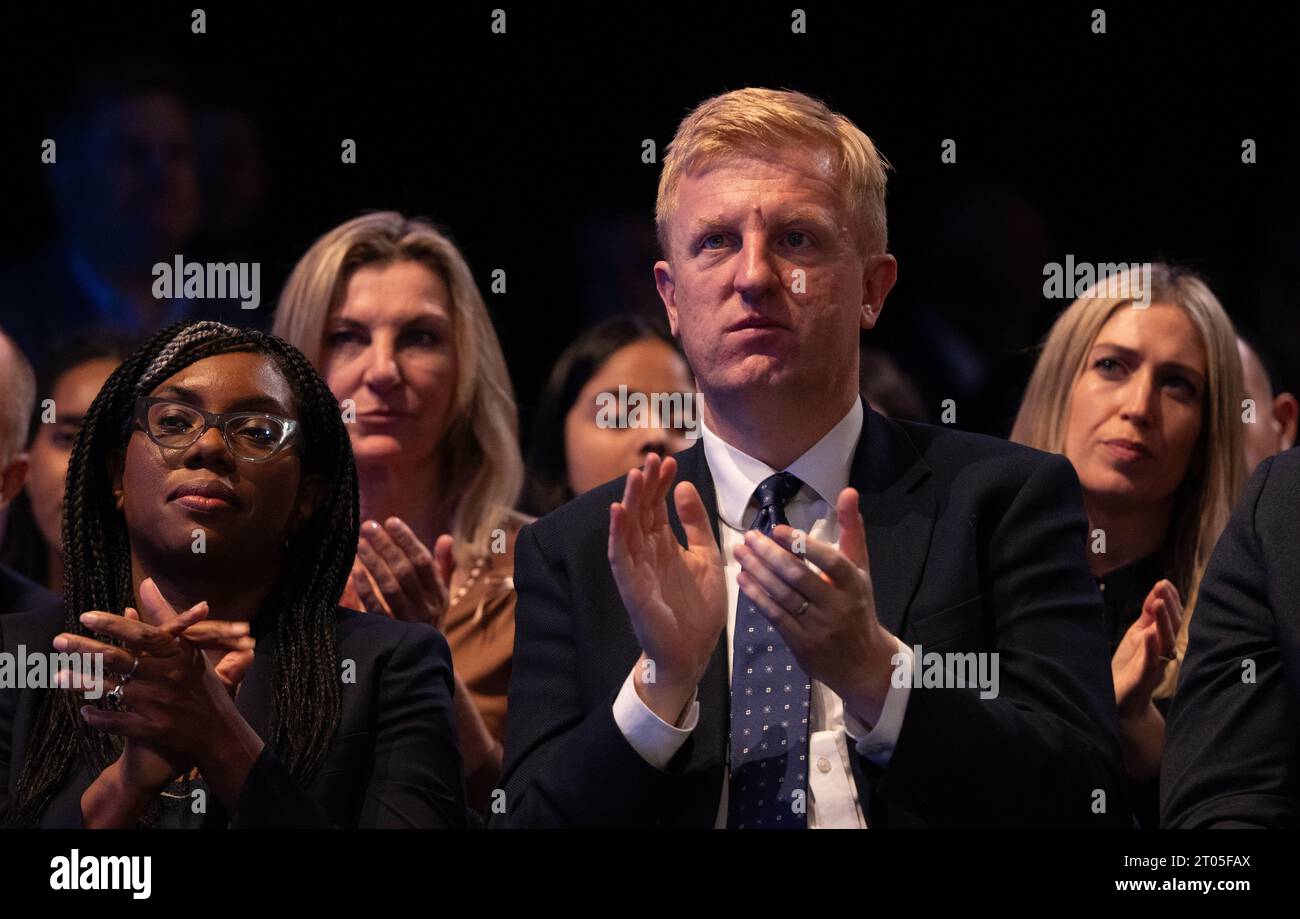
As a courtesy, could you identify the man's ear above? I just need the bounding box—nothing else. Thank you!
[1274,392,1299,452]
[0,453,30,508]
[860,253,899,332]
[654,259,680,338]
[291,473,329,534]
[107,448,126,512]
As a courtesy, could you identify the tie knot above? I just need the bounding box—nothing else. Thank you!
[754,472,803,514]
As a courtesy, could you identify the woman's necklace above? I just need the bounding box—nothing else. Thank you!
[449,557,487,606]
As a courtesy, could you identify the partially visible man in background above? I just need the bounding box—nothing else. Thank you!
[1238,331,1297,474]
[0,63,199,366]
[0,326,58,614]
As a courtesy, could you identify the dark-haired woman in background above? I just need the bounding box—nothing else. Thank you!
[0,320,464,827]
[522,315,695,517]
[1,330,134,593]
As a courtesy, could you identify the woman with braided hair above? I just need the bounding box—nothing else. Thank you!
[0,320,466,827]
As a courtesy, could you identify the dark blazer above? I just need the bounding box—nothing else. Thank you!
[0,600,467,828]
[0,564,58,617]
[498,407,1127,827]
[1162,449,1300,828]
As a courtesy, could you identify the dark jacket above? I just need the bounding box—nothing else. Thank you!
[497,407,1127,827]
[0,564,58,617]
[0,601,466,828]
[1162,448,1300,828]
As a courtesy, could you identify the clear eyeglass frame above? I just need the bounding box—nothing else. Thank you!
[132,396,304,463]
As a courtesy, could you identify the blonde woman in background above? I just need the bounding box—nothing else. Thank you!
[274,212,529,811]
[1011,263,1245,826]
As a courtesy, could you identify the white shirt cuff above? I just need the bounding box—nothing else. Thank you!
[843,636,912,766]
[611,668,699,771]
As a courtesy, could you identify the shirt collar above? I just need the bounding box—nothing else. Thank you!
[699,397,864,529]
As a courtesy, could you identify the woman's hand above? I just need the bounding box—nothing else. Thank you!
[67,578,265,812]
[1111,579,1183,780]
[1112,579,1183,716]
[350,517,455,629]
[181,617,256,694]
[57,603,205,797]
[57,594,217,827]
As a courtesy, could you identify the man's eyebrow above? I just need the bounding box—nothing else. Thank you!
[772,206,837,224]
[152,384,291,414]
[686,206,837,235]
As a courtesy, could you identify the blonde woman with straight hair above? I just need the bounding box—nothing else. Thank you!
[275,212,529,811]
[1011,262,1245,825]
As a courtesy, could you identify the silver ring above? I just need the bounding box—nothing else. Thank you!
[794,599,810,618]
[123,656,140,682]
[106,682,125,704]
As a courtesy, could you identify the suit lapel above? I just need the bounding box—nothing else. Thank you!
[852,408,937,639]
[668,439,721,547]
[659,418,937,824]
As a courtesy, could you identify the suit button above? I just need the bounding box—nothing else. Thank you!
[816,757,831,773]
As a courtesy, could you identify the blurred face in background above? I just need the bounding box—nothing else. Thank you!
[57,91,198,261]
[26,357,119,552]
[565,338,695,495]
[1063,303,1207,520]
[1238,338,1298,474]
[320,260,459,471]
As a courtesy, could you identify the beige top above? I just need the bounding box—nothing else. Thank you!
[442,512,531,745]
[340,512,530,746]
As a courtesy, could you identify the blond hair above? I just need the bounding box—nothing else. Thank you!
[1011,264,1246,695]
[0,327,35,464]
[655,87,891,259]
[273,212,522,564]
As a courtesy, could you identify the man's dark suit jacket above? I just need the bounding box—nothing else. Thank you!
[498,407,1127,827]
[0,564,58,617]
[0,600,467,828]
[1162,448,1300,828]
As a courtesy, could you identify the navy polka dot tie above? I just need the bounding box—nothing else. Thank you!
[728,471,811,829]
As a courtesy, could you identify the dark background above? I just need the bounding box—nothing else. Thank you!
[2,1,1296,437]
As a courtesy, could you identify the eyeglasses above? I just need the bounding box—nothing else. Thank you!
[133,397,303,463]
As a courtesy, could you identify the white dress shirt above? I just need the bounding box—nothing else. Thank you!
[611,397,914,828]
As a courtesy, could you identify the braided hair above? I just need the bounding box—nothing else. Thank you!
[6,320,358,826]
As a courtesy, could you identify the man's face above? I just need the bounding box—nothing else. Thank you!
[1237,338,1292,475]
[654,150,895,405]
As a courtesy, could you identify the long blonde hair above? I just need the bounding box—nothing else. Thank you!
[273,211,522,564]
[1011,263,1245,694]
